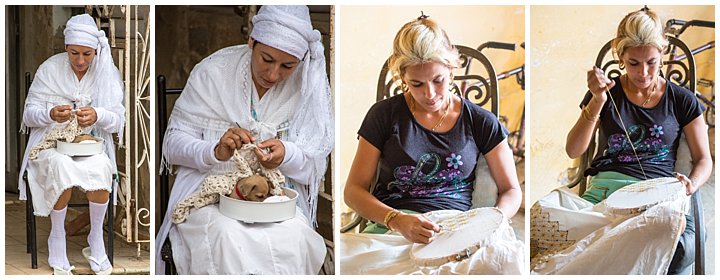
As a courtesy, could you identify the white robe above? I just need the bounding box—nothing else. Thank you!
[155,46,329,274]
[19,53,124,216]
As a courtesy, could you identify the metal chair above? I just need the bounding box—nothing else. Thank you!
[565,36,705,275]
[340,44,501,233]
[156,74,181,275]
[22,72,115,269]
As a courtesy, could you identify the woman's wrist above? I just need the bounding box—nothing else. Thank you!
[581,105,599,122]
[383,209,401,230]
[591,94,607,106]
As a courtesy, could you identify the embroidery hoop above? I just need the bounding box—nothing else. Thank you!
[410,207,504,267]
[604,177,686,215]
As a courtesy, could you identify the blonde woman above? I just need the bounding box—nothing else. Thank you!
[342,15,523,274]
[531,7,711,274]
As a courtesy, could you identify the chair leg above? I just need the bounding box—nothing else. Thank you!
[30,213,37,269]
[24,172,38,269]
[691,191,705,275]
[107,188,114,265]
[25,196,31,254]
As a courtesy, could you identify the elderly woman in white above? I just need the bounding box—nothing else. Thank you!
[19,14,125,275]
[155,5,334,275]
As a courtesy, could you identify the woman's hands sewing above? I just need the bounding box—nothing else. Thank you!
[75,107,97,127]
[50,105,73,123]
[50,105,97,127]
[214,127,285,168]
[254,139,285,169]
[587,66,614,103]
[675,172,698,196]
[387,212,441,244]
[215,127,256,161]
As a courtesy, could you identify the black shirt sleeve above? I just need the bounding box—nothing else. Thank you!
[470,104,508,154]
[672,85,705,128]
[357,100,392,151]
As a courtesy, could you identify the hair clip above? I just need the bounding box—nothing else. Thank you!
[418,11,429,20]
[640,5,650,12]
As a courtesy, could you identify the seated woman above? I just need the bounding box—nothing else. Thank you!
[19,14,125,275]
[154,5,334,275]
[342,15,524,275]
[531,7,712,275]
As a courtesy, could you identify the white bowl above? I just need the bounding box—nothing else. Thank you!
[56,138,104,156]
[219,187,297,223]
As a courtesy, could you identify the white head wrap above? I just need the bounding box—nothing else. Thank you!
[250,5,324,61]
[64,14,107,50]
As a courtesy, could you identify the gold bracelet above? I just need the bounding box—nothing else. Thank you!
[581,105,599,122]
[383,209,400,229]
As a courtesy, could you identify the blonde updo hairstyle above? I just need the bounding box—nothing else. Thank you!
[612,7,668,69]
[387,17,461,89]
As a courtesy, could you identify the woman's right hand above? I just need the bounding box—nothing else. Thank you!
[50,105,73,123]
[387,213,441,244]
[587,66,614,102]
[214,127,256,161]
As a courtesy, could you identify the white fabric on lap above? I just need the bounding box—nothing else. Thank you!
[340,209,524,275]
[27,148,112,216]
[169,204,325,275]
[530,185,686,274]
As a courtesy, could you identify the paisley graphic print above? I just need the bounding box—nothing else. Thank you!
[384,152,471,200]
[597,124,670,166]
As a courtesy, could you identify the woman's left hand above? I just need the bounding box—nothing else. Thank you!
[675,172,697,196]
[254,139,285,169]
[76,106,97,127]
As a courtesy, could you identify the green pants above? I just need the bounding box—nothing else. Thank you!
[362,209,420,234]
[581,171,641,204]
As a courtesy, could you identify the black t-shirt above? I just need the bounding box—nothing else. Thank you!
[358,94,507,213]
[582,77,704,179]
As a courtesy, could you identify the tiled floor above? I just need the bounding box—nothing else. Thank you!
[5,193,150,275]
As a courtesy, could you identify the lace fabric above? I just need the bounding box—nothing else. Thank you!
[172,144,285,224]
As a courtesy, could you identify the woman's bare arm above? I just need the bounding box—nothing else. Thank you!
[566,67,613,158]
[484,139,522,218]
[344,137,439,243]
[678,115,713,194]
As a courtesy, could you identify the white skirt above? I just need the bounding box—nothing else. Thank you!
[27,148,113,216]
[169,204,326,275]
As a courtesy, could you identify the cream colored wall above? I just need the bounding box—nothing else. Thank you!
[337,6,525,215]
[529,5,715,204]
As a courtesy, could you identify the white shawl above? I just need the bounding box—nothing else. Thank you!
[18,51,125,202]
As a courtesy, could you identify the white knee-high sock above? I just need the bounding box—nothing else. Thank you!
[48,207,71,270]
[88,200,111,271]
